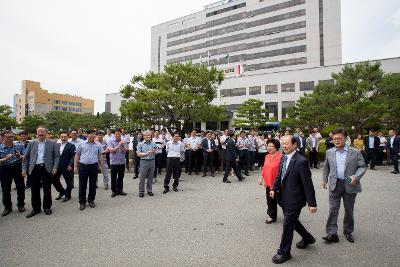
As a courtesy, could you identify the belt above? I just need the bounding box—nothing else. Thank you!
[141,159,155,161]
[167,157,180,160]
[35,163,45,167]
[79,163,98,166]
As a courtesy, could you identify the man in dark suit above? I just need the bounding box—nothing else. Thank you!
[270,135,317,264]
[295,131,306,156]
[22,126,60,218]
[222,132,244,183]
[364,129,380,170]
[201,131,216,177]
[386,129,400,174]
[53,132,75,202]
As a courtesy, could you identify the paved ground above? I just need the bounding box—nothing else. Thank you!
[1,165,400,267]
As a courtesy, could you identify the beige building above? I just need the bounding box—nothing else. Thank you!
[14,80,94,123]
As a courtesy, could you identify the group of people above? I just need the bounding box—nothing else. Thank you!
[1,125,399,264]
[259,129,367,264]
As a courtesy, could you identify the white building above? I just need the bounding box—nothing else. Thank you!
[106,0,400,129]
[105,93,124,116]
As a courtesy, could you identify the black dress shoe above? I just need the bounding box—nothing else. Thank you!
[55,192,65,200]
[111,192,117,198]
[26,210,41,218]
[147,192,154,196]
[25,185,31,189]
[1,208,12,217]
[163,189,169,194]
[202,173,206,177]
[195,172,199,175]
[133,176,138,179]
[272,253,292,264]
[245,173,249,176]
[391,171,399,174]
[44,209,52,215]
[117,191,127,196]
[322,234,339,243]
[296,236,316,249]
[173,187,178,192]
[79,204,85,210]
[188,172,192,175]
[139,193,144,198]
[223,180,232,183]
[265,218,276,224]
[62,198,70,202]
[18,206,26,213]
[344,232,354,243]
[88,202,96,208]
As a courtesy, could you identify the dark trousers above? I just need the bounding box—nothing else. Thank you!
[258,152,267,168]
[390,149,399,172]
[197,149,203,172]
[125,151,130,169]
[31,164,53,211]
[249,151,256,169]
[106,153,111,168]
[203,152,215,174]
[184,150,190,172]
[154,153,162,177]
[223,160,243,181]
[26,174,33,187]
[377,146,385,165]
[213,150,220,171]
[0,164,25,209]
[110,164,125,193]
[279,208,314,256]
[53,168,73,199]
[188,150,199,173]
[238,150,249,174]
[78,163,98,204]
[134,156,140,177]
[266,187,277,220]
[164,158,180,189]
[308,148,318,168]
[365,149,377,168]
[298,148,305,157]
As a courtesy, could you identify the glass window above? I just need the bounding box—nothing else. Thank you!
[69,102,75,106]
[54,100,60,104]
[265,102,278,118]
[300,81,315,91]
[249,86,261,95]
[220,88,246,98]
[62,107,67,111]
[265,85,278,94]
[281,83,295,92]
[318,79,334,85]
[282,101,296,118]
[62,101,68,105]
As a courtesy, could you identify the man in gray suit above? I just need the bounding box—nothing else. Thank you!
[22,126,60,218]
[322,129,366,243]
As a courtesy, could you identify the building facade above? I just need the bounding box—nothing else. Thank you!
[14,80,94,123]
[105,93,124,116]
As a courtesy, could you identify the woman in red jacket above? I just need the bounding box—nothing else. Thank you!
[260,139,282,224]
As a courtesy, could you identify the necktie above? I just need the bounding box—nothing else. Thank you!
[281,155,288,179]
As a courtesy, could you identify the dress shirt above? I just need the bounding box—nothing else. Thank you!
[0,143,25,165]
[166,141,184,158]
[68,138,83,151]
[299,137,303,148]
[36,140,46,164]
[237,137,250,150]
[285,150,296,170]
[390,136,395,147]
[257,139,267,153]
[188,137,200,150]
[248,135,257,152]
[311,137,316,148]
[152,136,165,154]
[104,134,114,143]
[220,134,228,149]
[137,140,157,160]
[107,138,127,165]
[335,145,348,180]
[76,141,103,164]
[379,136,386,147]
[368,137,375,149]
[59,142,67,155]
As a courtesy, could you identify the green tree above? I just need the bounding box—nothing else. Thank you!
[233,99,269,129]
[120,62,226,130]
[20,115,45,134]
[70,114,102,130]
[45,111,75,132]
[379,73,400,128]
[0,105,17,130]
[288,62,386,135]
[98,112,121,129]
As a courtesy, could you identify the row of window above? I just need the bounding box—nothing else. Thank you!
[53,100,82,106]
[206,2,246,18]
[167,9,306,55]
[167,32,306,64]
[53,106,82,112]
[167,0,305,39]
[220,79,334,98]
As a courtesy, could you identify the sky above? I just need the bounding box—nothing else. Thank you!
[0,0,399,114]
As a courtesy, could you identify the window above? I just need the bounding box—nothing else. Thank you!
[249,86,261,95]
[245,57,307,72]
[54,106,60,111]
[206,2,246,18]
[206,121,218,130]
[105,102,111,113]
[265,102,278,118]
[265,85,278,94]
[54,100,60,104]
[281,83,295,92]
[282,101,296,118]
[76,108,81,112]
[62,107,67,111]
[62,101,68,105]
[318,79,334,85]
[300,81,315,91]
[69,107,75,112]
[69,102,75,106]
[220,88,246,97]
[76,102,81,107]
